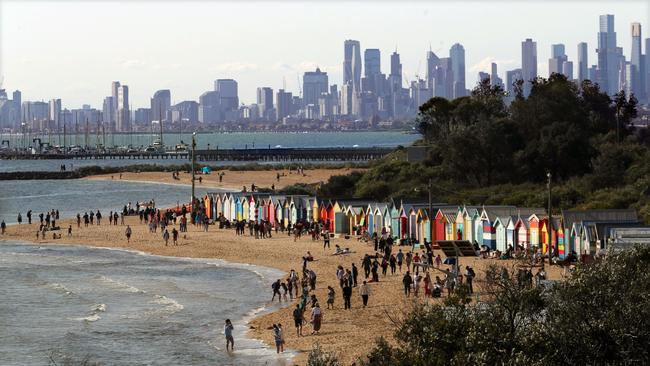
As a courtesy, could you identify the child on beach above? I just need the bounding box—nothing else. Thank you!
[326,286,335,309]
[293,304,303,337]
[125,225,132,243]
[224,319,234,352]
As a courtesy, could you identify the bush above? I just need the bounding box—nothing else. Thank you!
[306,344,341,366]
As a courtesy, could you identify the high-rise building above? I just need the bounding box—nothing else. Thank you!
[256,87,274,118]
[490,62,503,88]
[450,43,466,98]
[426,51,440,90]
[578,42,589,83]
[48,99,61,126]
[563,61,574,80]
[646,38,650,102]
[631,22,645,100]
[506,68,523,97]
[22,101,49,123]
[549,44,568,76]
[597,14,620,95]
[521,38,538,97]
[116,85,130,132]
[364,49,381,77]
[344,40,362,92]
[134,108,151,126]
[214,79,239,116]
[276,89,292,121]
[389,51,403,91]
[102,97,114,128]
[150,89,171,123]
[434,57,453,99]
[303,68,328,107]
[340,82,353,116]
[170,101,199,124]
[199,91,221,124]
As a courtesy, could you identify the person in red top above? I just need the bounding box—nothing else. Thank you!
[413,253,421,275]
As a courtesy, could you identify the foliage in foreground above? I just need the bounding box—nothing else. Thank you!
[358,246,650,366]
[306,343,341,366]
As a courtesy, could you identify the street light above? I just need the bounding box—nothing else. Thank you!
[191,132,197,223]
[547,172,552,262]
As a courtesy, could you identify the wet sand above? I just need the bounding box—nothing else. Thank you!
[2,215,564,365]
[86,168,363,192]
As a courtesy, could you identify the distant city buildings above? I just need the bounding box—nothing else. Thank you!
[3,14,650,135]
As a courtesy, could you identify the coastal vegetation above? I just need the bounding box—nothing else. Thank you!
[312,75,650,223]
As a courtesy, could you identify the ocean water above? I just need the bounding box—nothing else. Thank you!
[0,242,292,366]
[0,179,210,225]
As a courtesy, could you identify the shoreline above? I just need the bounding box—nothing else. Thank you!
[0,239,296,364]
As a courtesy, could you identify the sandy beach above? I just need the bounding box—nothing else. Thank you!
[86,168,363,192]
[1,210,565,365]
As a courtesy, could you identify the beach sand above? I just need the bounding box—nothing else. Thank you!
[2,215,565,365]
[86,168,362,192]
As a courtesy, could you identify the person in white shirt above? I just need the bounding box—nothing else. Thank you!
[359,281,371,307]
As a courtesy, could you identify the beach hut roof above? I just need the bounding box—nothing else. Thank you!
[562,209,639,229]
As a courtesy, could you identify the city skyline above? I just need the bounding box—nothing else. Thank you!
[1,1,648,107]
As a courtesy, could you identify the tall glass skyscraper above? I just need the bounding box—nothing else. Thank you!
[578,42,589,83]
[343,40,362,92]
[631,23,645,100]
[450,43,466,98]
[597,14,619,95]
[521,38,538,97]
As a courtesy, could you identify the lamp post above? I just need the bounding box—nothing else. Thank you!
[191,132,196,223]
[547,172,552,262]
[428,178,433,247]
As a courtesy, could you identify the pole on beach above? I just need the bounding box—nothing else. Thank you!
[428,178,433,248]
[191,132,196,224]
[547,172,552,263]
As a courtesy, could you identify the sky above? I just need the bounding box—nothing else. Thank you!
[1,0,649,108]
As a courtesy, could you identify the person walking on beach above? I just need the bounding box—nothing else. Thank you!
[351,263,359,287]
[342,283,352,310]
[272,324,283,353]
[293,304,303,337]
[465,266,475,294]
[17,213,22,224]
[67,225,72,237]
[326,286,335,309]
[310,303,322,335]
[172,228,179,245]
[224,319,234,352]
[1,220,6,234]
[359,280,370,307]
[277,323,285,352]
[163,229,170,246]
[96,211,102,226]
[403,271,413,297]
[27,210,32,224]
[323,230,330,250]
[125,225,132,243]
[77,213,81,228]
[272,279,282,302]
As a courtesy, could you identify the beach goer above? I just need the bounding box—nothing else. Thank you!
[277,323,285,352]
[272,279,282,302]
[342,283,352,310]
[17,213,22,224]
[351,263,359,287]
[326,286,335,309]
[359,280,370,307]
[293,304,303,336]
[465,266,476,293]
[125,225,132,243]
[67,225,72,237]
[163,229,170,246]
[1,220,5,234]
[172,228,179,245]
[403,271,413,297]
[310,303,322,335]
[272,324,282,353]
[224,319,234,352]
[323,230,330,249]
[435,254,442,268]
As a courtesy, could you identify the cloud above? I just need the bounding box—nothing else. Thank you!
[213,62,259,72]
[469,57,517,73]
[120,59,147,69]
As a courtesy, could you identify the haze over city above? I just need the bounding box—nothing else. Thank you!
[1,0,648,107]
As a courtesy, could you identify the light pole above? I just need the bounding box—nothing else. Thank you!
[428,178,433,247]
[191,132,196,223]
[547,172,552,262]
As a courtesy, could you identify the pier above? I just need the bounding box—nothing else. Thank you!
[0,147,394,162]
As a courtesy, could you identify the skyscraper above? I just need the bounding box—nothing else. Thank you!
[256,87,273,119]
[450,43,466,98]
[597,14,619,95]
[215,79,239,119]
[549,44,568,76]
[578,42,589,83]
[646,38,650,102]
[506,68,523,97]
[116,85,130,132]
[426,51,440,91]
[303,68,328,107]
[198,91,221,124]
[521,38,538,97]
[364,49,381,77]
[150,89,171,123]
[102,97,114,129]
[48,99,61,125]
[343,40,362,91]
[631,22,645,100]
[490,62,503,88]
[389,51,402,91]
[275,89,292,122]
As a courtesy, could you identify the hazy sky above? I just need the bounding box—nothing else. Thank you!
[1,0,649,108]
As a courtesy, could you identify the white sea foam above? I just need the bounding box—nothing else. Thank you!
[152,294,184,313]
[46,282,73,296]
[93,304,107,312]
[71,314,101,322]
[97,275,146,294]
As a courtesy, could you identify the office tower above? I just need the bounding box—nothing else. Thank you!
[344,40,362,91]
[256,87,274,118]
[631,23,645,100]
[450,43,466,98]
[578,42,589,83]
[478,72,490,82]
[276,89,292,121]
[303,68,328,107]
[0,91,11,129]
[102,97,114,127]
[521,38,538,97]
[198,91,221,124]
[116,85,130,132]
[597,14,619,95]
[490,62,503,88]
[589,65,599,82]
[48,99,61,125]
[506,68,523,96]
[340,82,353,116]
[134,108,151,125]
[214,79,239,114]
[643,38,650,104]
[622,62,634,97]
[22,101,48,123]
[170,101,199,124]
[549,44,568,76]
[364,49,381,77]
[150,89,171,123]
[426,50,440,90]
[434,57,453,99]
[562,61,574,80]
[12,90,21,126]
